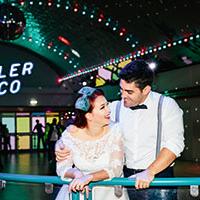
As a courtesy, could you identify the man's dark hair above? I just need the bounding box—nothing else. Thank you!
[119,60,154,90]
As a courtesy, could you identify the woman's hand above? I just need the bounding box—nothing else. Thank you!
[82,186,90,199]
[74,169,84,179]
[68,174,93,193]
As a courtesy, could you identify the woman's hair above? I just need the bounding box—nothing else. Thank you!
[73,88,104,128]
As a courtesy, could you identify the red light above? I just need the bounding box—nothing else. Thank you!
[167,43,172,47]
[119,27,126,36]
[184,38,188,42]
[48,42,53,49]
[46,109,52,113]
[98,13,104,22]
[73,3,79,12]
[56,78,62,84]
[98,18,102,22]
[100,13,104,18]
[63,53,69,60]
[19,0,25,5]
[58,36,71,46]
[47,0,52,6]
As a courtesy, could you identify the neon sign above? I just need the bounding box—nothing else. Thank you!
[0,62,34,95]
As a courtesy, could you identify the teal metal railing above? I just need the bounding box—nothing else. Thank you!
[0,173,200,200]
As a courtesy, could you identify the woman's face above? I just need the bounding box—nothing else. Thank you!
[90,95,110,126]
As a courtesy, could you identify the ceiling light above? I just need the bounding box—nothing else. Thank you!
[30,98,38,106]
[148,62,157,70]
[82,81,87,86]
[71,49,80,58]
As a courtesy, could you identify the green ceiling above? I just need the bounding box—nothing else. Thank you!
[1,0,200,79]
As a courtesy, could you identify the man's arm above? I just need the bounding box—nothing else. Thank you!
[55,125,77,161]
[147,147,176,176]
[130,148,176,189]
[131,97,185,189]
[32,125,36,132]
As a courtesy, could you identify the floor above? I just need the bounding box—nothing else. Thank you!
[0,152,200,200]
[0,152,58,200]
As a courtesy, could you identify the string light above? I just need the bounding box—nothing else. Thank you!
[58,34,200,82]
[5,2,199,84]
[6,0,138,69]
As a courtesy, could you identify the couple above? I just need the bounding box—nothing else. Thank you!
[55,60,185,200]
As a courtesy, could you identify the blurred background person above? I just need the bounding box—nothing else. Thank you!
[32,119,46,150]
[47,118,61,173]
[2,124,11,152]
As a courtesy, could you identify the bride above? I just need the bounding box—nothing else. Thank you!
[56,86,128,200]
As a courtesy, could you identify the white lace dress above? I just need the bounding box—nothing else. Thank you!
[56,123,129,200]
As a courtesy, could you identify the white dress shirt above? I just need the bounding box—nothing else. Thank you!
[109,91,185,169]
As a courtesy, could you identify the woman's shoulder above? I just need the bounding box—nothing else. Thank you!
[61,127,77,141]
[60,129,70,141]
[62,125,86,142]
[61,128,83,149]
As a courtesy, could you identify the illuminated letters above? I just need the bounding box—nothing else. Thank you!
[0,61,34,95]
[22,62,34,75]
[10,80,21,94]
[10,63,20,77]
[0,66,6,79]
[0,81,8,95]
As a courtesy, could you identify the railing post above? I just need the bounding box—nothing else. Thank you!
[86,186,93,200]
[44,183,54,194]
[190,185,199,197]
[71,191,80,200]
[0,180,6,190]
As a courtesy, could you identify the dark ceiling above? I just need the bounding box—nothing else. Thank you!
[1,0,200,82]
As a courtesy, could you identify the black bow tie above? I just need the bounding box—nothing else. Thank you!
[130,104,148,110]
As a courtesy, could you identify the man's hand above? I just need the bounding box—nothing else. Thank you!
[129,169,155,189]
[55,125,78,161]
[55,140,71,162]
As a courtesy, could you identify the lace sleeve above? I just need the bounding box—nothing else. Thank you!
[103,124,124,179]
[56,131,74,181]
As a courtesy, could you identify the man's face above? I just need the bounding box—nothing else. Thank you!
[120,79,150,108]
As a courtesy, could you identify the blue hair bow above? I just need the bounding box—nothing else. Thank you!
[75,86,96,112]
